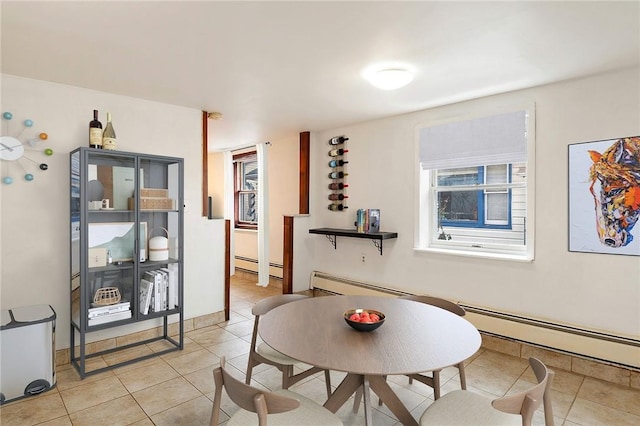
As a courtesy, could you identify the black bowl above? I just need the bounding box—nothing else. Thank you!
[344,308,385,332]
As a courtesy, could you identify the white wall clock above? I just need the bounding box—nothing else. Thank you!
[1,111,53,185]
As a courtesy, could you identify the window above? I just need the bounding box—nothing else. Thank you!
[234,151,258,229]
[437,164,511,229]
[417,108,534,260]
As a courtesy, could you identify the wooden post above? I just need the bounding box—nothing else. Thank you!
[283,216,294,294]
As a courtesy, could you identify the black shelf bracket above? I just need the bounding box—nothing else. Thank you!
[372,239,382,255]
[325,234,337,249]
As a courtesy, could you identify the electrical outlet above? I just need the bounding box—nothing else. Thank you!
[361,253,366,263]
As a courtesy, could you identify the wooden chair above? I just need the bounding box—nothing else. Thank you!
[419,357,555,426]
[245,294,332,398]
[211,357,343,426]
[400,294,468,400]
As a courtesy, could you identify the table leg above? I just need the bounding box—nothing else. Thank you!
[323,373,363,413]
[362,376,373,425]
[368,375,419,426]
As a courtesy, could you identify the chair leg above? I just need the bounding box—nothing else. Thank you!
[324,370,332,399]
[245,357,256,385]
[408,376,413,384]
[433,370,441,400]
[457,362,467,390]
[282,365,293,389]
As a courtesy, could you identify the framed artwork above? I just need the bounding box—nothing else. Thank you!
[568,136,640,256]
[88,222,148,261]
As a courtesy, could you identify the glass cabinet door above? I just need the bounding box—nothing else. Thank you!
[72,149,137,329]
[136,156,183,319]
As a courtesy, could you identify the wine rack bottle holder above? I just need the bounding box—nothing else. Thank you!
[328,135,348,211]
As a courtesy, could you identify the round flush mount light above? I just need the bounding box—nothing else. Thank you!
[363,67,414,90]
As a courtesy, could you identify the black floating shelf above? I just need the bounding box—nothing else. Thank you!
[309,228,398,255]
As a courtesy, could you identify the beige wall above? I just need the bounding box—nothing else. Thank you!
[308,67,640,338]
[0,74,226,349]
[207,134,299,267]
[207,152,225,219]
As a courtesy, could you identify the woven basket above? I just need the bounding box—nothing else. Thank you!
[93,287,122,306]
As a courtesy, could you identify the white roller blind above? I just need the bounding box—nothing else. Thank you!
[420,110,527,170]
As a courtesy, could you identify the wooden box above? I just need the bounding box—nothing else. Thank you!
[128,197,175,210]
[140,188,169,198]
[88,248,107,268]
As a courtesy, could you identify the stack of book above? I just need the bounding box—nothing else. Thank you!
[88,301,131,326]
[140,265,178,315]
[355,208,381,233]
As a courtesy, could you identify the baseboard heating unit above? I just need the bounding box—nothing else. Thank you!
[310,271,640,369]
[235,256,283,279]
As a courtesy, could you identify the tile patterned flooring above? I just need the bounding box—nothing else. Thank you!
[1,275,639,425]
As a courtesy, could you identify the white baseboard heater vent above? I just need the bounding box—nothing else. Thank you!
[310,271,411,297]
[310,271,640,369]
[235,256,283,279]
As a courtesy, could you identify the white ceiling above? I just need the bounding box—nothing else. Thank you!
[2,1,639,151]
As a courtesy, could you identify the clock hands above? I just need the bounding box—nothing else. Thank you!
[0,142,21,151]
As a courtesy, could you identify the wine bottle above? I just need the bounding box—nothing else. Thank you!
[328,136,349,145]
[328,182,349,190]
[328,203,348,211]
[89,109,102,149]
[328,148,348,157]
[102,112,117,151]
[328,194,348,201]
[328,159,349,168]
[328,171,348,179]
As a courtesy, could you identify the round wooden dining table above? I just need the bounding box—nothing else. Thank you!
[258,294,481,426]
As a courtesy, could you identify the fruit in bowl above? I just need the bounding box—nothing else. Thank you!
[344,308,385,332]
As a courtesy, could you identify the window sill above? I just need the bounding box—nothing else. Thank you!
[234,227,258,233]
[413,246,533,263]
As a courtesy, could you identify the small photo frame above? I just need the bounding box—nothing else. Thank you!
[568,136,640,256]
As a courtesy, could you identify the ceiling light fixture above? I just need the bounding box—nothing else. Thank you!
[364,67,414,90]
[207,111,223,120]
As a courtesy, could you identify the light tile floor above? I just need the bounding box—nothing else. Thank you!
[1,275,639,425]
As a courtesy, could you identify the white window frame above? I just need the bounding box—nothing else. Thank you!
[483,164,510,226]
[415,104,536,262]
[234,151,258,229]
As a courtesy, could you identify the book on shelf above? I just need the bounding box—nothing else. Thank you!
[144,270,163,313]
[157,269,169,310]
[368,209,380,233]
[139,279,154,315]
[355,208,381,233]
[88,301,130,318]
[169,263,179,308]
[160,266,178,309]
[88,309,131,326]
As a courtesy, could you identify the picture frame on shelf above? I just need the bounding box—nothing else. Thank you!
[88,222,148,262]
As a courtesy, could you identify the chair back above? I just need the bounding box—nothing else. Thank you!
[252,294,308,316]
[491,357,551,426]
[399,294,466,317]
[211,357,300,426]
[249,294,309,353]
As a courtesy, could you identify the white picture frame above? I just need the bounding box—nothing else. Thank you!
[88,222,148,262]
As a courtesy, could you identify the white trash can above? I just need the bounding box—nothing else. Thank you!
[0,304,56,404]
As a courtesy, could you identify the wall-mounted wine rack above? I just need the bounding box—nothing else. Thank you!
[327,135,348,212]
